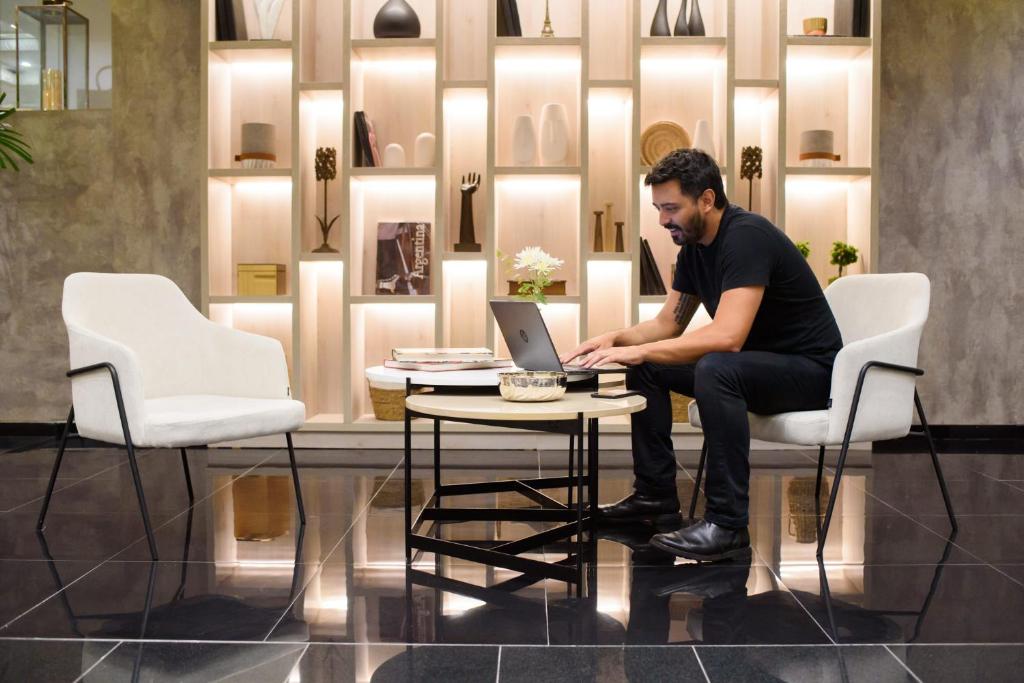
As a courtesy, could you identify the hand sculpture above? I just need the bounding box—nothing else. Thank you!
[455,172,481,252]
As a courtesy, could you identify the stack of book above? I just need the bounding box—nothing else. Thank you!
[384,348,514,372]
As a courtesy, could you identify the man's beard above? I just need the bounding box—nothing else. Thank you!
[666,211,705,246]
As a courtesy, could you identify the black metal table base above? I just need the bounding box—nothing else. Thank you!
[404,381,600,594]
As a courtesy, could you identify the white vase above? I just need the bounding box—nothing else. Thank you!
[539,103,569,166]
[413,132,435,168]
[382,143,406,168]
[251,0,286,40]
[693,119,716,162]
[511,115,537,166]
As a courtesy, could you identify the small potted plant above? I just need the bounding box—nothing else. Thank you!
[795,240,811,259]
[0,92,33,171]
[502,246,565,305]
[829,241,858,284]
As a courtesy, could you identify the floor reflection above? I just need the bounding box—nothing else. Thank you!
[3,446,1024,681]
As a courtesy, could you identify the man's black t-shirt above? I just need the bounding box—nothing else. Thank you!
[672,204,843,365]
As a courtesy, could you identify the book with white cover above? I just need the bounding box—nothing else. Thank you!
[384,358,512,372]
[391,347,494,362]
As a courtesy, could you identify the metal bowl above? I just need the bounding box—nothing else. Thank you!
[497,370,568,402]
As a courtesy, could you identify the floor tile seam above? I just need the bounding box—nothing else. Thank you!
[71,639,122,683]
[808,456,993,565]
[2,448,165,515]
[107,448,284,560]
[260,458,404,641]
[692,645,711,682]
[882,644,924,682]
[1,449,286,629]
[752,545,837,645]
[495,645,502,683]
[206,641,308,683]
[986,565,1024,590]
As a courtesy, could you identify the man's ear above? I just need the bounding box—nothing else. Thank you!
[701,188,716,212]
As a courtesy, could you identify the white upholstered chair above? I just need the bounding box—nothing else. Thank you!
[686,273,957,556]
[38,273,307,559]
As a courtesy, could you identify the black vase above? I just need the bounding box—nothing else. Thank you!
[373,0,421,39]
[650,0,670,37]
[673,0,689,36]
[688,0,706,37]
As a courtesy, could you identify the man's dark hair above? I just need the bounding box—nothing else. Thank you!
[644,148,728,209]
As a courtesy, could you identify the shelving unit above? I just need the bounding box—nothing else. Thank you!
[200,0,880,440]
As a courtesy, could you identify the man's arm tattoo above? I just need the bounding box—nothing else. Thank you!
[673,293,700,330]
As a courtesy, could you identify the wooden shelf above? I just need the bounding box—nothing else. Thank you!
[349,295,438,305]
[443,251,487,261]
[200,0,881,437]
[490,295,581,304]
[786,167,871,178]
[735,79,779,89]
[209,169,292,183]
[209,296,294,305]
[210,40,292,51]
[495,38,581,47]
[349,167,438,178]
[494,166,580,176]
[299,81,345,91]
[300,252,344,262]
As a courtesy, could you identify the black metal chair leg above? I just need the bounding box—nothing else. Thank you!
[817,437,851,558]
[124,439,159,561]
[688,440,707,521]
[285,433,306,526]
[37,406,75,530]
[915,390,957,531]
[180,448,194,502]
[814,445,826,500]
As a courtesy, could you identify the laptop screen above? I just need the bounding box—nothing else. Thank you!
[490,300,563,372]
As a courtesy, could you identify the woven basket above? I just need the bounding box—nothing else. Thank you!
[787,476,831,544]
[368,381,430,421]
[670,392,693,424]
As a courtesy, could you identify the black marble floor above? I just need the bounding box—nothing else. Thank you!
[1,441,1023,681]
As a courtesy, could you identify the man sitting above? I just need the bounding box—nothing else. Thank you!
[562,148,842,562]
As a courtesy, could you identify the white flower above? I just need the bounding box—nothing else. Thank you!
[514,246,563,276]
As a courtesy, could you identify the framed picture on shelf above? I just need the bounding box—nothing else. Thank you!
[375,222,432,295]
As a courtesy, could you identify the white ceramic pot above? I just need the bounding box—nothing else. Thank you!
[539,103,569,166]
[512,114,537,166]
[382,143,406,168]
[413,132,435,168]
[692,119,716,161]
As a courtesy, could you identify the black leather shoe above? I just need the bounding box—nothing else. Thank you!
[597,492,682,529]
[649,519,751,563]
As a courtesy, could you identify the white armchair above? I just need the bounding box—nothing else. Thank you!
[38,273,307,559]
[685,273,957,555]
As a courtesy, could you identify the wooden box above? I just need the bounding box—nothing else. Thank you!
[237,264,286,296]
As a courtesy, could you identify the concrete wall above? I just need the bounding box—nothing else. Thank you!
[0,0,200,421]
[878,0,1024,423]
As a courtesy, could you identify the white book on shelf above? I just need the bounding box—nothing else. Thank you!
[391,347,494,362]
[384,358,512,372]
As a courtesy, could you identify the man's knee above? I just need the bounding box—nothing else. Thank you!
[694,352,742,389]
[625,361,657,391]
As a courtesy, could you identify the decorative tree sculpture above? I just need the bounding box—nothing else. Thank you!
[740,145,763,210]
[313,147,339,253]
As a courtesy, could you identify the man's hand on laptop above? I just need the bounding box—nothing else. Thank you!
[578,345,645,369]
[559,332,617,365]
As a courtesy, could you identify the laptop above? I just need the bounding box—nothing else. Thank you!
[490,300,626,375]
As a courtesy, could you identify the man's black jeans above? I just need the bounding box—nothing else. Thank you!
[625,351,834,529]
